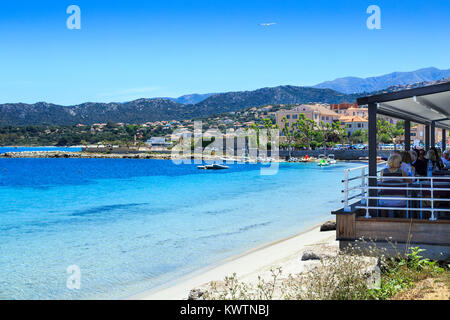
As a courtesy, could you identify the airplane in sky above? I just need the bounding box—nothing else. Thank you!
[259,22,276,26]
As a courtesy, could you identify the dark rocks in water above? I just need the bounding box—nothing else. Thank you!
[188,288,205,300]
[320,220,336,232]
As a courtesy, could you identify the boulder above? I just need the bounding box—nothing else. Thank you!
[301,251,323,261]
[188,288,205,300]
[320,220,336,232]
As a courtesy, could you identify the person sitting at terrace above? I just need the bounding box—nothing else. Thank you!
[384,150,402,169]
[442,151,450,168]
[433,148,445,170]
[409,150,417,165]
[413,149,427,176]
[400,151,415,178]
[379,154,408,217]
[426,149,442,171]
[380,153,407,183]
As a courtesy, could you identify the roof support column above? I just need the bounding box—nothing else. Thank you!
[368,103,377,217]
[404,120,410,151]
[425,125,430,150]
[431,121,436,149]
[442,129,446,151]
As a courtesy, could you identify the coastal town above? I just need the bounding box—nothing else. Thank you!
[1,0,449,305]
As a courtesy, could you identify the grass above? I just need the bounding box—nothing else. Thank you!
[368,247,447,300]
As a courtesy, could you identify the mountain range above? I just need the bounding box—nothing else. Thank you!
[1,67,449,126]
[313,67,450,94]
[0,87,360,126]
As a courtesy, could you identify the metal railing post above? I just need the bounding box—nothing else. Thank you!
[360,167,366,205]
[364,181,371,219]
[344,169,351,212]
[430,177,437,221]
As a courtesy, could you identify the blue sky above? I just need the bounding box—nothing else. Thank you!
[0,0,449,105]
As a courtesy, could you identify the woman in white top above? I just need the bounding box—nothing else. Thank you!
[379,153,408,216]
[400,151,415,179]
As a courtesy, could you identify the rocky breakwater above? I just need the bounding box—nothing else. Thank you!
[0,151,174,160]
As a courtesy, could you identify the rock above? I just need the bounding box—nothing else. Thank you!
[188,288,205,300]
[320,220,336,232]
[301,251,323,261]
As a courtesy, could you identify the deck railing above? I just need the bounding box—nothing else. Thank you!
[342,163,450,221]
[342,162,385,212]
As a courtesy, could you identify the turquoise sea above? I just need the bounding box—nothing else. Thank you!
[0,149,362,299]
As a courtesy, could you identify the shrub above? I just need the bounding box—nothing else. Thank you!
[200,245,446,300]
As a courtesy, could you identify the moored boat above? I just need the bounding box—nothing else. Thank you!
[300,155,311,162]
[198,164,229,170]
[326,154,337,164]
[317,159,329,167]
[317,154,329,166]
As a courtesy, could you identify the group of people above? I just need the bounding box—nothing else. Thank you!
[381,147,450,182]
[378,148,450,217]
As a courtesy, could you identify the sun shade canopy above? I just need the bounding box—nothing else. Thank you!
[357,82,450,129]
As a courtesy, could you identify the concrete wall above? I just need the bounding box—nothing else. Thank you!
[339,240,450,261]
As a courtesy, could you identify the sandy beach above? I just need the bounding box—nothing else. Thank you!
[132,221,337,300]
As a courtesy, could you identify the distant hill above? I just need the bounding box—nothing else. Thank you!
[371,77,450,95]
[0,99,185,126]
[314,67,450,94]
[190,86,361,118]
[165,93,218,105]
[0,86,360,126]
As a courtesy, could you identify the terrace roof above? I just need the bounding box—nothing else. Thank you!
[357,82,450,129]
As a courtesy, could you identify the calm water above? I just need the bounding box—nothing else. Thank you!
[0,157,362,299]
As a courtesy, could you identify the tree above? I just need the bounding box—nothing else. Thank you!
[281,117,295,158]
[350,129,368,144]
[377,119,404,149]
[292,114,316,149]
[319,121,346,149]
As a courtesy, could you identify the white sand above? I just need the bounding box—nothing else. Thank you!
[132,222,338,300]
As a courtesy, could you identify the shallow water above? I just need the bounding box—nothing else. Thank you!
[0,158,362,299]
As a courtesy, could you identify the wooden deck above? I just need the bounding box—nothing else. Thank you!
[334,209,450,260]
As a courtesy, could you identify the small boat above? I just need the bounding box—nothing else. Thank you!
[198,164,229,170]
[317,154,329,166]
[300,155,311,162]
[317,159,329,167]
[326,154,337,164]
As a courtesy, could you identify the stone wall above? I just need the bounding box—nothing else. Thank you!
[82,147,395,160]
[278,150,393,160]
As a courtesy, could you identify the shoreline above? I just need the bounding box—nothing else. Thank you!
[0,150,287,162]
[130,220,336,300]
[0,150,367,163]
